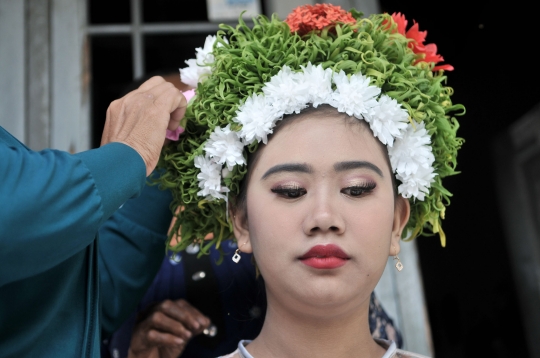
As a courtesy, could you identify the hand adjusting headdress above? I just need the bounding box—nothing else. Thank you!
[157,4,465,256]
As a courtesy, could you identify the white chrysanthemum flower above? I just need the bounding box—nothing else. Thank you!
[263,65,310,115]
[300,63,333,108]
[396,166,436,201]
[234,93,280,145]
[388,122,435,177]
[222,167,232,178]
[179,59,201,88]
[388,122,436,200]
[194,155,229,200]
[196,35,218,63]
[179,35,228,87]
[204,124,246,170]
[369,95,409,146]
[330,70,381,119]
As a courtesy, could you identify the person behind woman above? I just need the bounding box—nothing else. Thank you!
[157,4,464,357]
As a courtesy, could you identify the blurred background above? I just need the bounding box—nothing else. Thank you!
[1,0,539,357]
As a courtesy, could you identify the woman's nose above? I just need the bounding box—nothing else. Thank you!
[302,194,345,236]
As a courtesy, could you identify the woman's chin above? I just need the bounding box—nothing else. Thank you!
[274,280,371,315]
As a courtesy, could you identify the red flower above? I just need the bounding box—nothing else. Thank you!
[285,4,356,36]
[388,12,453,71]
[391,12,407,35]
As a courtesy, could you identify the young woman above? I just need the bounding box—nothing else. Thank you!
[221,106,413,357]
[157,4,464,357]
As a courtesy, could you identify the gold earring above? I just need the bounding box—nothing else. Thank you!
[232,242,247,263]
[393,245,403,272]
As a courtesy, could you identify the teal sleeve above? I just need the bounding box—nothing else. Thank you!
[99,178,173,337]
[0,142,146,287]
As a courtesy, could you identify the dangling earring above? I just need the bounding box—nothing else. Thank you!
[393,245,403,272]
[232,242,247,263]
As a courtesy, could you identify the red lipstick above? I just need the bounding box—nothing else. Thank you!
[299,244,350,269]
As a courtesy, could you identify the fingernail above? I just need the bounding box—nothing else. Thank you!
[174,338,184,345]
[193,322,200,330]
[185,331,192,339]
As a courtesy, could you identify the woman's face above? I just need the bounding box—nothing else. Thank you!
[232,112,409,316]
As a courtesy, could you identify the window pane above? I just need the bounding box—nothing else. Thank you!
[88,0,131,24]
[144,34,214,76]
[143,0,208,23]
[90,36,132,148]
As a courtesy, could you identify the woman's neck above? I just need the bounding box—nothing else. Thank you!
[244,294,387,358]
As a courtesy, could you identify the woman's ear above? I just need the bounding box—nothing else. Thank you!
[230,206,253,254]
[390,196,411,256]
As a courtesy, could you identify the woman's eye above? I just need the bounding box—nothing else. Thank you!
[271,187,307,199]
[341,183,376,197]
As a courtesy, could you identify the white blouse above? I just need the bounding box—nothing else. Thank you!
[219,339,431,358]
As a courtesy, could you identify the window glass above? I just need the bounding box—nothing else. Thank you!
[143,0,208,22]
[90,36,132,148]
[144,34,213,75]
[89,0,131,24]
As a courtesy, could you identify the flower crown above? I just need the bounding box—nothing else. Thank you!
[157,4,464,255]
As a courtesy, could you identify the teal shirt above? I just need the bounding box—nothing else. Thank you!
[0,127,173,357]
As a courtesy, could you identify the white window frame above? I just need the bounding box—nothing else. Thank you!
[0,0,89,153]
[87,0,257,81]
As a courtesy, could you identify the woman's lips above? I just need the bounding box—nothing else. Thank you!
[299,244,350,269]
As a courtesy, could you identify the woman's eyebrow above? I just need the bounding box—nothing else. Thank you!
[333,161,384,177]
[261,163,313,180]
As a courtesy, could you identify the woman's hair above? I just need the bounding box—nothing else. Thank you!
[155,5,464,256]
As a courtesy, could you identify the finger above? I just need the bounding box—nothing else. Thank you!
[122,81,174,113]
[154,86,187,118]
[177,299,211,327]
[137,76,167,92]
[159,300,202,332]
[168,106,185,131]
[146,329,185,347]
[149,311,194,341]
[143,81,178,102]
[121,83,175,131]
[174,299,211,332]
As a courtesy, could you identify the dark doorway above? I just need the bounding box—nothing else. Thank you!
[378,0,537,356]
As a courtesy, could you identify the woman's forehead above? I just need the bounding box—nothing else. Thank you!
[255,115,387,170]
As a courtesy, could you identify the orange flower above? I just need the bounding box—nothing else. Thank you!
[285,4,356,36]
[389,12,453,71]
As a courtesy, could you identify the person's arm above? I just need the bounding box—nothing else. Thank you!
[99,177,175,337]
[0,76,186,288]
[0,142,145,287]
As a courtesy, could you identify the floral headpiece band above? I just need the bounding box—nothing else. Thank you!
[191,62,434,202]
[157,4,464,256]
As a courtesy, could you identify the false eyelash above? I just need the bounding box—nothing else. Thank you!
[271,185,307,199]
[341,182,376,196]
